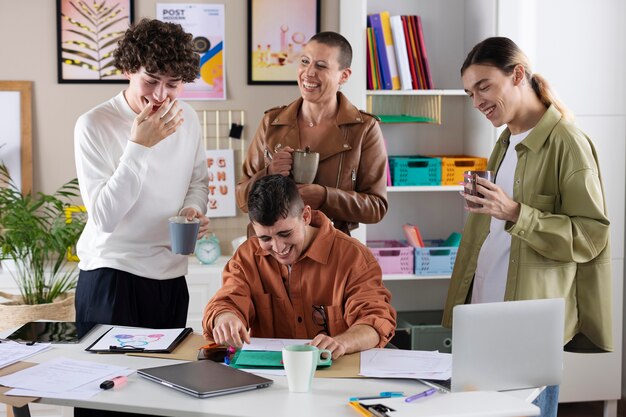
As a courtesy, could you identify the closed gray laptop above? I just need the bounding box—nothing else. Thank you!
[137,359,273,398]
[451,298,564,392]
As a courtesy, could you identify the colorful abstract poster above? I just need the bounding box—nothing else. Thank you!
[157,3,226,100]
[248,0,319,84]
[206,149,236,217]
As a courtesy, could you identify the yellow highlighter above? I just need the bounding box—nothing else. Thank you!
[348,401,372,417]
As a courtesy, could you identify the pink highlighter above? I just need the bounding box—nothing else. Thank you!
[100,375,128,390]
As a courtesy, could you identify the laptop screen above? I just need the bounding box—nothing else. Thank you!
[451,298,564,392]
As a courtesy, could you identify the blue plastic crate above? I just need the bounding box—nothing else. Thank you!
[389,156,441,186]
[414,239,458,275]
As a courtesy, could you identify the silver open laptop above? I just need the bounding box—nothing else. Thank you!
[423,298,564,392]
[449,298,564,392]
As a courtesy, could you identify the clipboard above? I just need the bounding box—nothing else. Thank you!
[85,326,193,353]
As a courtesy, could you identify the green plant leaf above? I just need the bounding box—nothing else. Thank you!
[0,162,85,305]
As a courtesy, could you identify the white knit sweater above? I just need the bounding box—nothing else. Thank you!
[74,91,208,279]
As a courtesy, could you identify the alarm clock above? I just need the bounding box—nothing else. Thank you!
[195,233,221,265]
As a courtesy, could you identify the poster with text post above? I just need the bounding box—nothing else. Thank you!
[206,149,236,217]
[157,3,226,100]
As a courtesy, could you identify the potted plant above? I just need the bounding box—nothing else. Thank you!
[0,162,86,329]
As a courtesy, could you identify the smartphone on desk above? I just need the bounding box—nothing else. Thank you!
[197,345,227,362]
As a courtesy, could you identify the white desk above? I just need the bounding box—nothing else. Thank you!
[4,326,539,417]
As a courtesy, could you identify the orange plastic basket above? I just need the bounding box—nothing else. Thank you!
[440,156,487,185]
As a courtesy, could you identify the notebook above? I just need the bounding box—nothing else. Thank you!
[137,360,273,398]
[6,321,96,344]
[449,298,565,392]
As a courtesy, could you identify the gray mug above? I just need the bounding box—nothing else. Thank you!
[292,149,320,184]
[169,216,200,255]
[463,170,495,208]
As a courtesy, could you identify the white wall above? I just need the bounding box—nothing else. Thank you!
[498,0,626,401]
[0,0,339,253]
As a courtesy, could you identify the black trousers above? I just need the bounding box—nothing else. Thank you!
[74,268,189,417]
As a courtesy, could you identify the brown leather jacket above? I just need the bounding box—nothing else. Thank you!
[236,92,388,234]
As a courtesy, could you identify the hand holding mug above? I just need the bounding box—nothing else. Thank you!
[179,207,210,239]
[267,146,294,176]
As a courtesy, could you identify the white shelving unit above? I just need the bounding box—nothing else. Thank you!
[340,0,497,311]
[341,0,623,414]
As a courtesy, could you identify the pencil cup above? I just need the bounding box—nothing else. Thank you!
[282,345,331,393]
[463,170,495,208]
[169,216,200,255]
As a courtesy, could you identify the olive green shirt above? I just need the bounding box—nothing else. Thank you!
[442,105,613,352]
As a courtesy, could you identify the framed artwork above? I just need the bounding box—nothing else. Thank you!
[56,0,134,83]
[247,0,320,85]
[0,81,32,194]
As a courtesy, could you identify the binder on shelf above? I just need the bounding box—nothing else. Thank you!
[380,11,401,90]
[367,13,392,89]
[408,16,427,89]
[401,15,420,89]
[403,223,425,248]
[366,28,373,90]
[415,15,434,89]
[390,15,413,90]
[85,326,193,354]
[366,27,380,90]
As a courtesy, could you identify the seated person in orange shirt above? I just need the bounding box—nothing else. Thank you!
[203,175,396,359]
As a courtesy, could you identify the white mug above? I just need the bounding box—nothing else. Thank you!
[282,345,331,393]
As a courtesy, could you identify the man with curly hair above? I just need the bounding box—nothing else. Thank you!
[73,18,208,377]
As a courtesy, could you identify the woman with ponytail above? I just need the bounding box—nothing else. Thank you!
[442,37,612,417]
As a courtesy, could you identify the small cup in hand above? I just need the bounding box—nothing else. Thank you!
[463,170,495,208]
[168,216,200,255]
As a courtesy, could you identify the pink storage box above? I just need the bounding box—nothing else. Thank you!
[367,240,414,274]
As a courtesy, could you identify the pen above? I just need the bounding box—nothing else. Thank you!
[100,375,128,390]
[348,401,372,417]
[109,345,145,351]
[198,342,220,350]
[405,387,437,403]
[364,406,388,417]
[349,391,403,401]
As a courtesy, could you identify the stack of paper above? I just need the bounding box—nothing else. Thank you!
[0,341,51,369]
[360,349,451,380]
[0,357,134,400]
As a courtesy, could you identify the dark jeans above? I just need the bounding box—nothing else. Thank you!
[74,268,189,417]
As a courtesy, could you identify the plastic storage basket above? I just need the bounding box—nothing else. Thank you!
[440,156,487,185]
[391,310,452,353]
[414,239,458,275]
[367,240,414,274]
[389,156,441,186]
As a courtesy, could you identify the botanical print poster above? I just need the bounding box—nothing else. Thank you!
[0,92,23,190]
[57,0,133,83]
[157,3,226,100]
